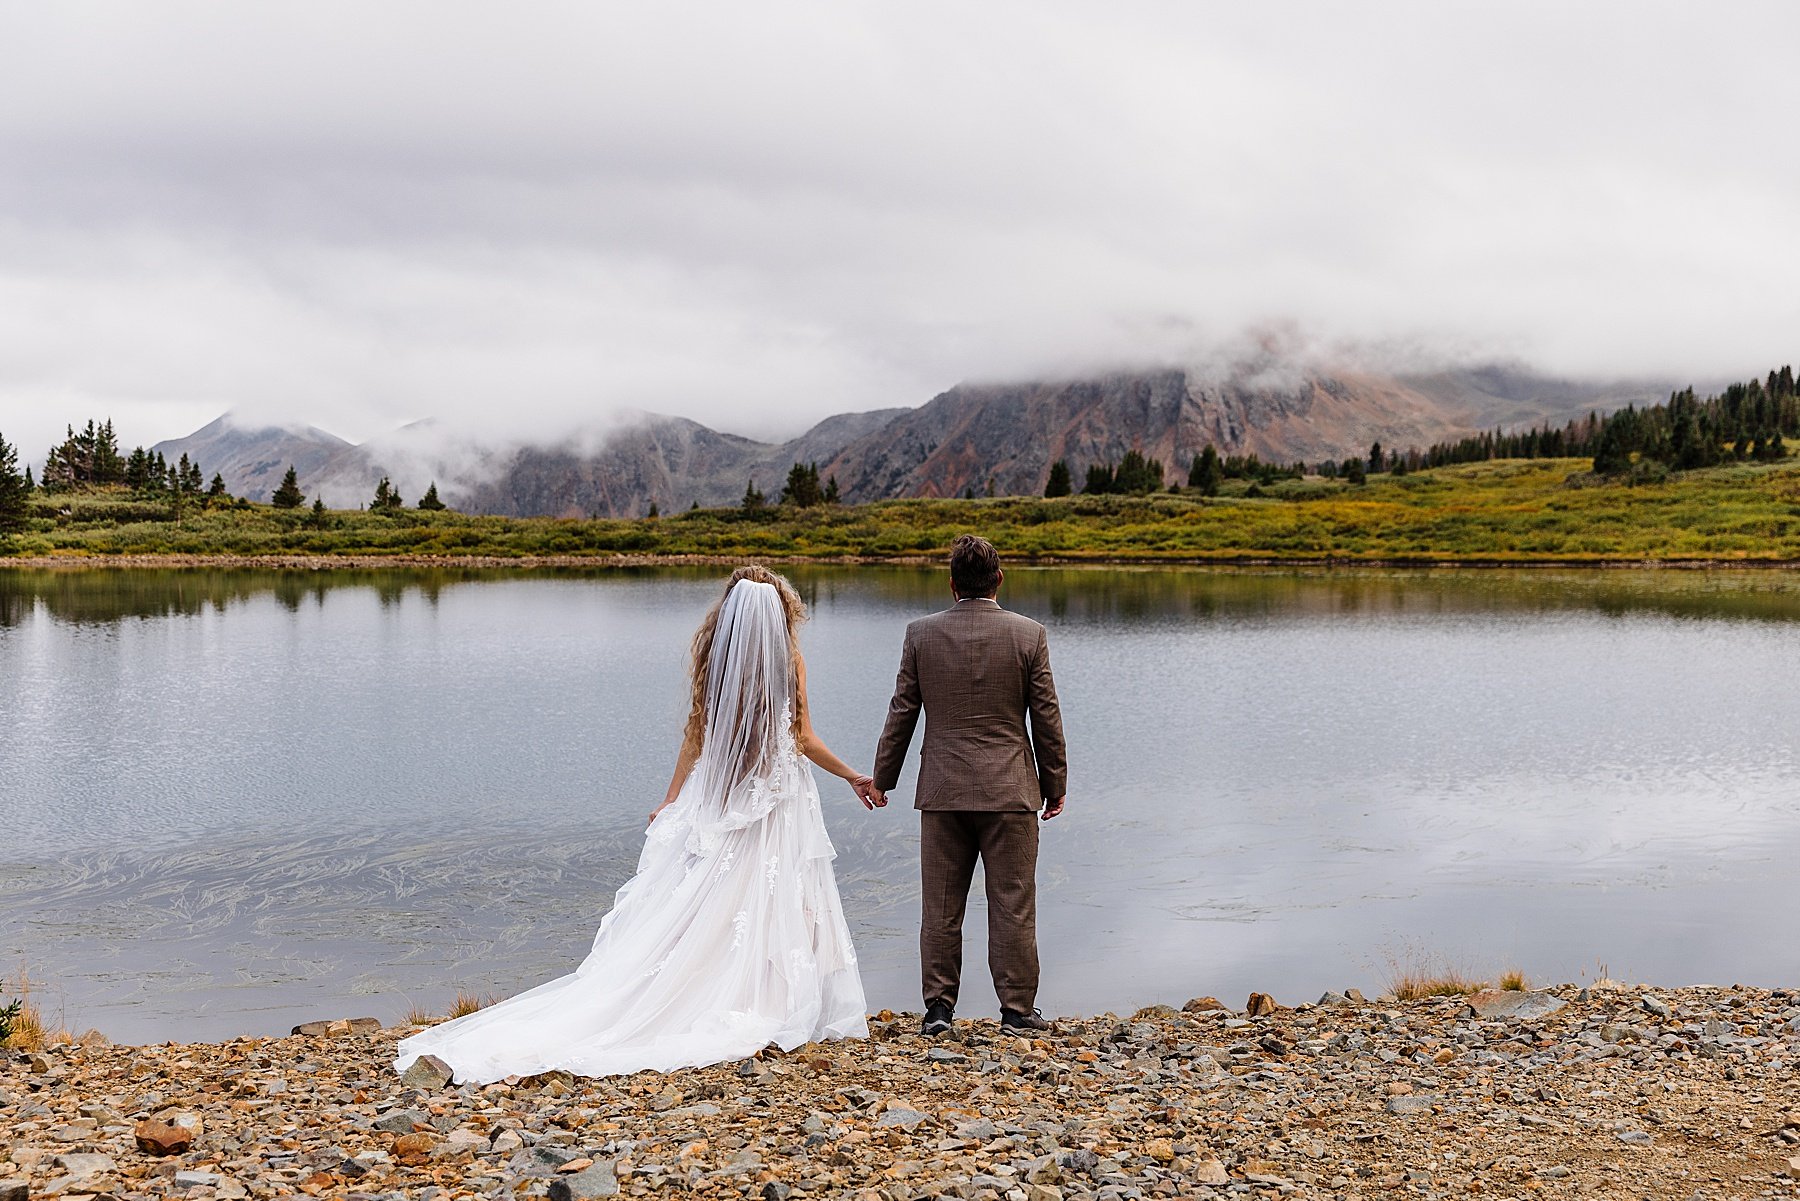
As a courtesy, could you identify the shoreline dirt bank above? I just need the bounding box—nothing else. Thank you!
[10,552,1800,573]
[5,982,1800,1200]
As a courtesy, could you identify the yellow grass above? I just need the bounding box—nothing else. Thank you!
[448,990,499,1019]
[401,1003,437,1027]
[1497,968,1531,992]
[1,971,71,1051]
[1381,946,1531,1001]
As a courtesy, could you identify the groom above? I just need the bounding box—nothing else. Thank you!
[870,534,1067,1035]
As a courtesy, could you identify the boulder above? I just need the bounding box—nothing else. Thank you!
[1244,992,1278,1017]
[549,1160,620,1200]
[52,1152,116,1178]
[1182,996,1227,1013]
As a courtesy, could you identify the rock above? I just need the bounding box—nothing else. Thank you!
[1027,1185,1063,1201]
[1182,996,1226,1013]
[135,1118,195,1155]
[1345,987,1368,1003]
[1145,1138,1174,1163]
[1258,1035,1291,1056]
[1059,1148,1099,1176]
[1317,991,1353,1008]
[1385,1095,1438,1115]
[1616,1130,1653,1146]
[400,1053,455,1091]
[1786,1157,1800,1180]
[0,1181,27,1201]
[1193,1157,1230,1185]
[493,1128,526,1152]
[174,1170,222,1188]
[51,1152,116,1178]
[291,1021,333,1036]
[925,1047,967,1063]
[1640,995,1673,1019]
[373,1108,429,1134]
[444,1127,489,1152]
[393,1132,440,1163]
[876,1107,929,1130]
[1244,992,1278,1017]
[761,1184,792,1201]
[549,1160,620,1200]
[1466,990,1567,1021]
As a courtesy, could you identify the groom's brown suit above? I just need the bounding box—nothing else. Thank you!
[873,597,1067,1013]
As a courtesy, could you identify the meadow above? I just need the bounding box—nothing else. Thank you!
[9,457,1800,564]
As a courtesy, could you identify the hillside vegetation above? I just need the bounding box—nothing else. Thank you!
[7,456,1800,564]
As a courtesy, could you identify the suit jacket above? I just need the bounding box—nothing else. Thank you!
[873,597,1067,811]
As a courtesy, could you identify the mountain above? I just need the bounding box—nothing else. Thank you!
[150,362,1692,516]
[151,414,351,503]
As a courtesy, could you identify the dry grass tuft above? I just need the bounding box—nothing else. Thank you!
[449,990,499,1019]
[1,971,71,1051]
[1497,968,1530,992]
[1388,967,1487,1001]
[401,1003,438,1027]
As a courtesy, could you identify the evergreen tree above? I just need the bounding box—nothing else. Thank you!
[1591,419,1633,475]
[646,501,660,518]
[22,465,34,493]
[1114,450,1164,494]
[1083,462,1115,494]
[1044,459,1072,497]
[741,479,766,513]
[417,481,447,511]
[94,420,124,484]
[207,473,228,500]
[371,476,404,510]
[125,447,152,491]
[1188,445,1223,496]
[823,474,841,504]
[307,497,328,528]
[1367,441,1384,475]
[1344,457,1367,485]
[0,432,28,532]
[780,461,823,507]
[271,466,305,508]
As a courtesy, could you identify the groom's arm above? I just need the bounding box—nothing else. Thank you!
[872,629,921,794]
[1026,626,1067,804]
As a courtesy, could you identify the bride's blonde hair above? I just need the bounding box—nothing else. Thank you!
[682,565,807,759]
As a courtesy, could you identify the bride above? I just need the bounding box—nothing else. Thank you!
[395,566,880,1084]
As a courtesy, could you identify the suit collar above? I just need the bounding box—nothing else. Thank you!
[953,597,1001,609]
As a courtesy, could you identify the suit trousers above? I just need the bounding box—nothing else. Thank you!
[920,810,1039,1014]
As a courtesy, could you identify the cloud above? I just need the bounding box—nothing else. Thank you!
[1,1,1797,462]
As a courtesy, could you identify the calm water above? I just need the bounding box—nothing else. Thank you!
[3,565,1799,1044]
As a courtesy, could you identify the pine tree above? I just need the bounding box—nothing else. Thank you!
[1367,441,1384,475]
[1044,459,1072,497]
[1344,457,1367,485]
[823,474,841,504]
[371,477,404,510]
[741,479,766,513]
[1083,463,1115,494]
[1188,445,1222,497]
[207,473,228,500]
[417,481,447,511]
[780,461,823,507]
[646,501,660,518]
[0,431,28,532]
[271,466,305,508]
[125,447,152,492]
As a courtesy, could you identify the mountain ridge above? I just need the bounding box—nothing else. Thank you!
[153,364,1681,515]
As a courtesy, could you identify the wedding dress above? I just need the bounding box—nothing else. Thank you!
[394,579,868,1083]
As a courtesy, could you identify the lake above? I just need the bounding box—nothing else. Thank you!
[3,564,1799,1045]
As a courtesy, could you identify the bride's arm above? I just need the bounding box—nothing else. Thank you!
[795,655,873,789]
[648,740,701,825]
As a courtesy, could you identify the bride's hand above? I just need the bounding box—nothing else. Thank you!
[851,775,886,810]
[647,801,671,827]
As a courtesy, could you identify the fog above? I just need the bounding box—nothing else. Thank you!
[2,1,1796,462]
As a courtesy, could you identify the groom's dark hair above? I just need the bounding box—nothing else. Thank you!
[949,534,1002,598]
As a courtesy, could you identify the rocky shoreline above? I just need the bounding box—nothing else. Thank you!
[5,982,1800,1201]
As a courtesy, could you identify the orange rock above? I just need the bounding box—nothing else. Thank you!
[134,1119,194,1155]
[392,1132,438,1164]
[1245,992,1278,1017]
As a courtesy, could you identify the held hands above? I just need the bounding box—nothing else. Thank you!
[851,774,888,811]
[1041,795,1065,821]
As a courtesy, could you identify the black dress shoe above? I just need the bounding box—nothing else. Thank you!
[1000,1007,1053,1033]
[921,1002,954,1036]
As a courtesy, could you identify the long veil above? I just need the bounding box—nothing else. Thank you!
[691,579,796,820]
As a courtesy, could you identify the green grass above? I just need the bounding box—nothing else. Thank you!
[12,456,1800,564]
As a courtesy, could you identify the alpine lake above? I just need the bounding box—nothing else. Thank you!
[3,563,1799,1044]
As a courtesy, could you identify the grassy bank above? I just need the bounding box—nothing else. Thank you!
[10,457,1800,565]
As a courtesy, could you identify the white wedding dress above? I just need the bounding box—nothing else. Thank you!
[394,580,868,1084]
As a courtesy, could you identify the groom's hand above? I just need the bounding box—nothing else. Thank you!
[852,776,888,810]
[1041,795,1065,821]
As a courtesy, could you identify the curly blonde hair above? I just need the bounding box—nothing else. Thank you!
[681,565,808,759]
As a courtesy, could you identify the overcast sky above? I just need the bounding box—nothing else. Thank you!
[2,1,1797,460]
